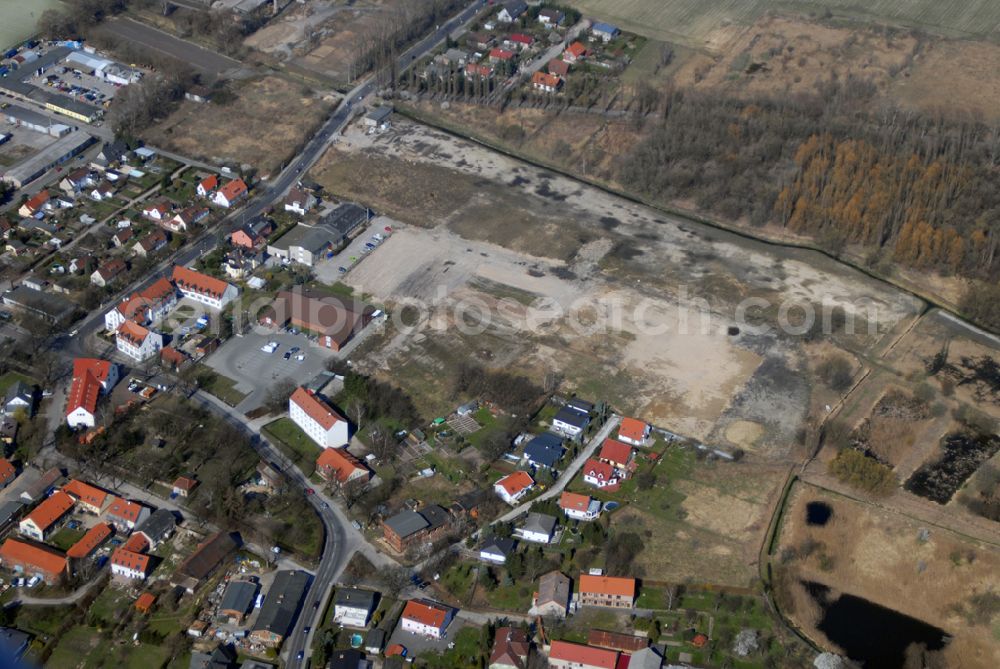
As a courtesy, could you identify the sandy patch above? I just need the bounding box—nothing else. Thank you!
[725,420,765,448]
[679,483,766,541]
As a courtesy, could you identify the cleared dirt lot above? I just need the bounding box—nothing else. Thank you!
[314,118,920,451]
[773,481,1000,669]
[144,76,331,176]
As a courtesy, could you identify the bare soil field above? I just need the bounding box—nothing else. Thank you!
[313,119,920,452]
[144,76,330,176]
[773,482,1000,668]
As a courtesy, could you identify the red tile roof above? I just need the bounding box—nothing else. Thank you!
[559,491,593,513]
[315,448,368,484]
[466,63,493,77]
[548,59,570,76]
[24,491,75,533]
[489,47,515,60]
[96,258,126,281]
[172,265,231,300]
[618,418,648,443]
[587,629,649,652]
[565,41,587,59]
[489,627,529,668]
[509,33,533,44]
[123,533,149,552]
[495,470,534,497]
[402,599,450,628]
[578,574,637,598]
[135,592,156,612]
[111,547,151,574]
[583,458,615,482]
[67,358,114,416]
[62,479,109,509]
[531,71,562,89]
[198,174,218,193]
[217,178,248,202]
[24,190,50,213]
[117,319,151,346]
[549,640,619,669]
[107,497,145,523]
[172,476,198,492]
[0,538,67,577]
[67,522,112,558]
[0,458,14,483]
[598,438,633,465]
[290,387,346,432]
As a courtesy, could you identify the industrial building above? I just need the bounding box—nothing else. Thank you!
[1,131,96,188]
[5,105,71,137]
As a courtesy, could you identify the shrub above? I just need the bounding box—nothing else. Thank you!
[828,448,896,495]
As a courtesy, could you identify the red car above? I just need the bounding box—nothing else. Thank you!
[306,488,315,495]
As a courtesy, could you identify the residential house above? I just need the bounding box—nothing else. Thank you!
[316,447,370,485]
[289,387,350,449]
[136,508,176,549]
[165,205,209,233]
[489,627,530,669]
[142,201,172,221]
[219,579,259,622]
[531,71,562,93]
[587,629,649,653]
[97,139,129,166]
[497,0,527,23]
[115,320,163,362]
[578,574,637,609]
[18,191,49,217]
[111,533,152,580]
[629,647,665,669]
[494,470,534,505]
[0,459,16,488]
[18,468,63,505]
[60,168,94,194]
[135,592,156,614]
[90,258,126,287]
[172,476,198,497]
[250,570,310,646]
[523,432,564,470]
[223,248,264,279]
[230,217,273,249]
[106,497,150,532]
[548,640,619,669]
[489,47,516,64]
[196,174,218,197]
[505,33,534,50]
[598,438,634,470]
[261,290,374,351]
[4,381,33,416]
[364,628,386,655]
[90,181,116,201]
[529,570,571,618]
[160,346,188,371]
[132,229,168,258]
[538,8,565,26]
[466,31,495,50]
[381,505,450,553]
[559,491,601,521]
[439,48,469,66]
[617,417,650,447]
[65,358,119,429]
[480,537,516,564]
[591,22,621,42]
[0,417,16,447]
[400,599,454,639]
[213,179,249,208]
[62,479,110,514]
[563,41,588,64]
[112,227,134,247]
[551,405,590,440]
[172,265,239,309]
[548,59,570,77]
[333,587,378,627]
[465,62,494,78]
[266,203,368,266]
[582,459,619,489]
[0,538,68,584]
[283,188,316,216]
[328,649,370,669]
[104,277,177,331]
[19,490,75,541]
[517,512,556,544]
[66,522,112,559]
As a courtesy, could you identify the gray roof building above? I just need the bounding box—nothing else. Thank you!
[630,646,665,669]
[219,580,258,619]
[253,570,310,643]
[0,626,31,662]
[420,504,450,531]
[240,661,274,669]
[1,131,97,188]
[363,106,393,125]
[0,501,24,531]
[553,406,590,429]
[136,508,177,548]
[383,509,429,539]
[5,381,33,413]
[364,627,386,653]
[334,587,378,612]
[328,649,370,669]
[481,536,516,559]
[19,467,63,503]
[521,512,557,536]
[566,398,594,414]
[190,644,237,669]
[524,432,564,469]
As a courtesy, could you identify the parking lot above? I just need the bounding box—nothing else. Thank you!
[386,615,469,659]
[205,329,336,409]
[29,67,120,110]
[313,215,397,284]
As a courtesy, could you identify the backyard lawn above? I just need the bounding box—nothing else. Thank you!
[262,417,321,472]
[47,527,86,552]
[198,367,248,407]
[0,371,35,395]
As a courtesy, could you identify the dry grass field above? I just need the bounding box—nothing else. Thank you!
[773,482,1000,668]
[144,76,330,176]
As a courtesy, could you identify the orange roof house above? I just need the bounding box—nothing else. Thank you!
[172,476,198,496]
[171,265,237,307]
[548,58,570,76]
[598,438,634,469]
[578,574,637,609]
[531,71,562,91]
[66,358,117,429]
[67,522,112,559]
[493,470,534,504]
[0,538,68,583]
[0,458,15,487]
[582,458,619,489]
[20,190,50,216]
[316,448,370,485]
[558,491,600,521]
[106,497,149,530]
[617,417,650,446]
[289,386,350,448]
[135,592,156,613]
[197,174,218,196]
[489,47,516,62]
[111,546,152,578]
[122,533,149,553]
[62,479,110,514]
[19,490,75,540]
[563,41,588,62]
[549,640,619,669]
[400,599,454,637]
[290,387,345,433]
[213,178,248,207]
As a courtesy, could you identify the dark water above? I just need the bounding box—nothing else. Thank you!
[804,581,948,668]
[805,501,832,526]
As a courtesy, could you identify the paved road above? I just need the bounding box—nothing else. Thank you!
[102,18,242,75]
[8,575,103,606]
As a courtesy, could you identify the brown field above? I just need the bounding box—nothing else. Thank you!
[144,76,330,176]
[773,482,1000,668]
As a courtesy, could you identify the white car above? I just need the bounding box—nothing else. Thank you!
[261,342,279,354]
[27,576,40,588]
